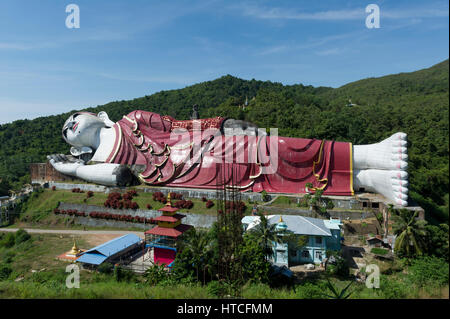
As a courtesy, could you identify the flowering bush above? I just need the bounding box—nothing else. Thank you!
[53,208,85,217]
[51,186,56,191]
[86,191,94,198]
[201,197,207,202]
[87,211,155,224]
[173,200,194,209]
[169,192,183,200]
[103,192,138,210]
[206,200,214,209]
[152,192,166,203]
[72,188,84,193]
[146,204,152,209]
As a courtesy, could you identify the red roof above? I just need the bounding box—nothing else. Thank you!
[154,214,186,223]
[145,224,192,238]
[158,206,179,213]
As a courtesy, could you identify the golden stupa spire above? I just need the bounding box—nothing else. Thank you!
[69,239,81,255]
[166,192,172,207]
[279,215,284,223]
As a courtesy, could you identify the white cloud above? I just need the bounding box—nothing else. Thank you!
[315,48,344,56]
[233,2,449,21]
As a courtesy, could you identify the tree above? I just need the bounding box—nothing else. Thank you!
[0,179,10,197]
[303,185,334,217]
[178,229,212,282]
[425,223,449,261]
[392,208,428,258]
[249,212,283,262]
[239,233,271,283]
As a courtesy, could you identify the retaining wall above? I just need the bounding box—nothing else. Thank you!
[58,202,217,229]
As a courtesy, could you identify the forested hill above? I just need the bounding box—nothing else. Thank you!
[0,60,448,222]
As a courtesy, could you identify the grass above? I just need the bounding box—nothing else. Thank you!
[0,232,448,299]
[22,189,244,216]
[371,247,389,255]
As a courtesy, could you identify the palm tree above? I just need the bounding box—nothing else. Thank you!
[250,213,283,262]
[181,229,212,281]
[323,278,354,299]
[392,208,428,257]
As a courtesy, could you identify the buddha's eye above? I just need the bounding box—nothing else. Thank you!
[63,128,68,139]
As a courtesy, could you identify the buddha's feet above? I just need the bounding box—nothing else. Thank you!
[353,133,409,206]
[353,132,408,170]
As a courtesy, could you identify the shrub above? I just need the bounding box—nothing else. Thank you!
[0,233,16,248]
[51,186,56,191]
[97,262,113,274]
[326,252,350,278]
[261,190,271,202]
[0,264,12,280]
[145,263,170,286]
[86,191,94,198]
[201,197,207,202]
[297,281,326,299]
[146,204,152,209]
[206,200,214,209]
[407,256,449,287]
[379,276,408,299]
[207,281,226,297]
[127,190,138,197]
[130,202,139,210]
[152,192,166,203]
[15,229,31,245]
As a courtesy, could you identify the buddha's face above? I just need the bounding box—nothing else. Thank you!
[62,112,105,148]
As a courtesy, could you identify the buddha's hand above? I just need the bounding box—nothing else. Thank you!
[47,154,85,176]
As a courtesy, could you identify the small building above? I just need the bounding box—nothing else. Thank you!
[76,234,142,268]
[144,194,192,267]
[366,235,384,248]
[242,215,343,267]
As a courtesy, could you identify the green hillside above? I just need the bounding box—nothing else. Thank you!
[0,60,448,221]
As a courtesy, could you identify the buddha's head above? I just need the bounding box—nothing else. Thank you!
[62,112,105,148]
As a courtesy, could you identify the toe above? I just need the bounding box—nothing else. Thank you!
[391,170,408,180]
[394,132,407,140]
[394,191,408,201]
[393,185,409,194]
[391,140,407,147]
[391,153,408,161]
[391,179,409,187]
[395,199,408,207]
[392,146,407,154]
[392,160,408,170]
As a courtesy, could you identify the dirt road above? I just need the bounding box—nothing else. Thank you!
[0,228,144,238]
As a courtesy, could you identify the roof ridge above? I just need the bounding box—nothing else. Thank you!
[298,216,330,236]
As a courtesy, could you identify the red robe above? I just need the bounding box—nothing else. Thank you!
[105,110,354,195]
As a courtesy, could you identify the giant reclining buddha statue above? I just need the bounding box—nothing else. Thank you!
[48,110,409,206]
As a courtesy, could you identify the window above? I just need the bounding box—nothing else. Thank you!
[315,237,322,245]
[301,250,310,258]
[315,251,323,260]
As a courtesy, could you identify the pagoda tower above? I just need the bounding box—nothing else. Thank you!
[144,193,192,267]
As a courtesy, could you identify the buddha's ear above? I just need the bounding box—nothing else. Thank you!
[97,111,115,127]
[70,146,93,157]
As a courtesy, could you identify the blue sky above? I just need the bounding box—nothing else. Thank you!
[0,0,448,124]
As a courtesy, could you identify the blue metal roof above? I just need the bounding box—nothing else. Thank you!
[77,234,142,265]
[267,215,331,236]
[76,252,107,265]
